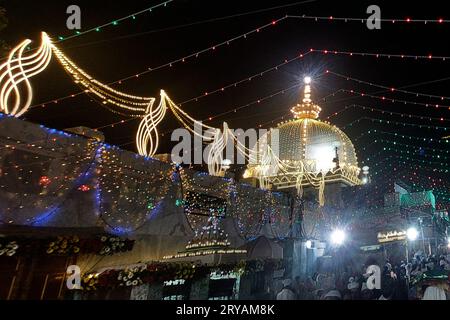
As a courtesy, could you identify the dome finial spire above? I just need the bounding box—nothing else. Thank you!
[303,76,312,104]
[291,76,322,119]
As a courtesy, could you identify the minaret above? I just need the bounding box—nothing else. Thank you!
[290,76,322,119]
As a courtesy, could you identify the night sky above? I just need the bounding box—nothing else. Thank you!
[1,0,449,201]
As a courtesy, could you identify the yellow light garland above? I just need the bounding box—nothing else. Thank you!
[0,33,52,117]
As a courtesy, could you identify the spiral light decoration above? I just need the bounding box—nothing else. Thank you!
[136,90,167,157]
[0,32,52,117]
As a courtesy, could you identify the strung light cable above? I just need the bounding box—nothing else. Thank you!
[340,89,449,109]
[326,70,450,101]
[311,48,450,61]
[0,32,52,117]
[50,41,155,117]
[325,104,450,123]
[164,93,216,140]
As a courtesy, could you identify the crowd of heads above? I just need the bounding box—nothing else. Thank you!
[277,252,450,300]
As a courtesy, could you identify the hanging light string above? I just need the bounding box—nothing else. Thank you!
[0,1,174,63]
[358,140,450,160]
[325,70,450,101]
[287,14,449,24]
[342,117,450,131]
[362,150,448,170]
[369,160,450,197]
[125,18,285,75]
[375,139,449,156]
[90,91,450,152]
[353,129,450,145]
[369,156,449,175]
[179,51,312,106]
[324,104,450,122]
[362,144,449,165]
[71,80,303,135]
[310,49,450,61]
[30,44,450,110]
[353,131,450,152]
[50,42,155,117]
[320,76,450,108]
[29,18,288,110]
[62,1,321,51]
[58,1,174,42]
[203,82,303,123]
[339,89,450,109]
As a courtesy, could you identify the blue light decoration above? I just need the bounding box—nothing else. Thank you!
[0,115,102,226]
[108,226,134,236]
[30,143,101,226]
[30,207,60,226]
[148,200,165,220]
[92,143,105,216]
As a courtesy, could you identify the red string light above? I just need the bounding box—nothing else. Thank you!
[324,104,450,122]
[325,70,450,101]
[311,48,450,61]
[287,14,450,24]
[340,89,450,109]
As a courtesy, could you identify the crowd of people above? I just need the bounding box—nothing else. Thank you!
[277,253,450,300]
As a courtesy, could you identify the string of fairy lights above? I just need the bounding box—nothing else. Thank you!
[354,129,450,145]
[287,14,450,24]
[310,49,450,61]
[325,71,450,101]
[343,117,450,131]
[27,46,450,111]
[57,1,174,42]
[325,104,450,123]
[368,160,450,204]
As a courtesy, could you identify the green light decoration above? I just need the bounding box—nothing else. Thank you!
[359,142,450,161]
[362,150,449,171]
[354,129,450,145]
[370,157,448,175]
[57,0,173,42]
[367,161,450,204]
[356,134,450,154]
[343,117,449,131]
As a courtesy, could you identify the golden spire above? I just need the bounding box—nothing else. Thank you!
[291,76,322,119]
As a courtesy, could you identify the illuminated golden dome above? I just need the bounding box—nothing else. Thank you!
[275,118,359,173]
[245,78,362,203]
